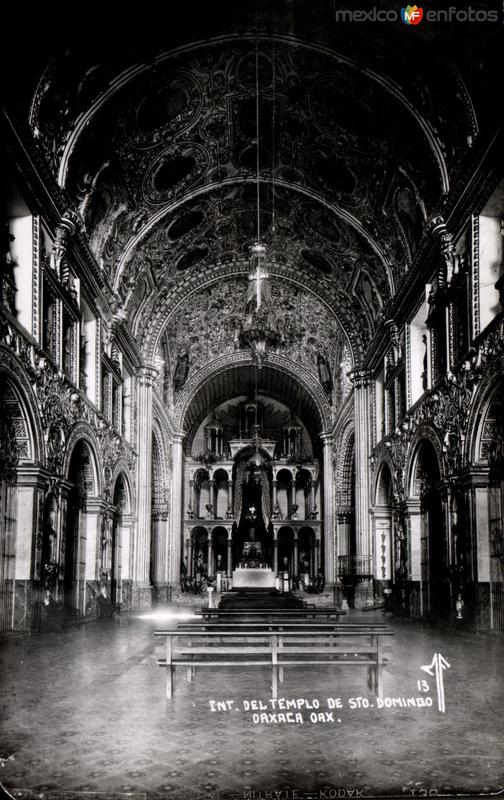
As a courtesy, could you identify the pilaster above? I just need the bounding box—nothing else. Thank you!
[320,431,335,585]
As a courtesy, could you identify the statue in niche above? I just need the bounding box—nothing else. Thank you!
[1,220,16,314]
[50,225,69,276]
[173,348,189,390]
[359,272,379,321]
[421,334,428,391]
[395,185,424,254]
[317,354,333,395]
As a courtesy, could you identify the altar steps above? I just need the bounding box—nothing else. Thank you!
[218,589,307,610]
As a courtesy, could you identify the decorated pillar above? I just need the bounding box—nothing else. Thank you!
[349,369,372,559]
[226,480,233,519]
[209,479,216,518]
[151,507,169,603]
[134,364,158,609]
[169,431,185,588]
[188,479,194,516]
[227,530,233,577]
[321,431,335,585]
[293,535,299,577]
[15,469,47,630]
[273,529,279,575]
[208,533,214,578]
[186,536,193,579]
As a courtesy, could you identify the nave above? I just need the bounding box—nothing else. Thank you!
[0,611,503,798]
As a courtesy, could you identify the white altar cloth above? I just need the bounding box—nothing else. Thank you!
[232,568,276,589]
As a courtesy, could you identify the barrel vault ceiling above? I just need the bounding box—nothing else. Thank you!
[5,0,502,434]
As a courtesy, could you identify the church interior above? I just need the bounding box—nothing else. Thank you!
[1,2,503,797]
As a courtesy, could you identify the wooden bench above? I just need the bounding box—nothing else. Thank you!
[155,625,393,700]
[196,608,345,620]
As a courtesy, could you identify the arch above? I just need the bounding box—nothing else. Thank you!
[64,423,101,496]
[109,471,131,605]
[142,259,362,368]
[277,525,295,575]
[54,34,449,209]
[466,360,504,468]
[374,461,394,506]
[274,468,294,520]
[210,525,228,575]
[334,424,355,511]
[371,460,394,586]
[64,437,101,614]
[406,426,444,499]
[297,525,317,584]
[177,356,331,446]
[408,436,446,618]
[0,348,44,466]
[111,462,133,515]
[191,526,210,580]
[212,468,230,519]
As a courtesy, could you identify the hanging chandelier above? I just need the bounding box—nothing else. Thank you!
[238,30,280,366]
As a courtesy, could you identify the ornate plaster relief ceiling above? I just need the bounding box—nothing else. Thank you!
[20,0,499,416]
[163,277,345,393]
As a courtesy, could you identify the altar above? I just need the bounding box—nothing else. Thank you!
[232,568,277,589]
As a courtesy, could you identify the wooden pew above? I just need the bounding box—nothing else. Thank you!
[196,608,346,621]
[155,626,393,700]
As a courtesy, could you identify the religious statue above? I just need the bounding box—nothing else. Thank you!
[317,354,333,395]
[173,348,189,390]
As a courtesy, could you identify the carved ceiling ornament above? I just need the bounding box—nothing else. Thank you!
[115,179,394,319]
[162,276,344,400]
[141,260,366,369]
[29,30,477,352]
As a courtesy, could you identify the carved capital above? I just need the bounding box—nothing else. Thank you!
[137,365,159,388]
[348,368,372,388]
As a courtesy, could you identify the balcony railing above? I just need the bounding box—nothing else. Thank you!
[338,555,372,577]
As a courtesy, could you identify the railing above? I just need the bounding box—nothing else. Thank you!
[338,555,373,577]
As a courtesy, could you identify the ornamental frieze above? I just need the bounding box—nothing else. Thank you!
[0,309,136,482]
[372,314,504,483]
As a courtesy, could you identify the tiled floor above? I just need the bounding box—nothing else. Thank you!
[0,608,503,799]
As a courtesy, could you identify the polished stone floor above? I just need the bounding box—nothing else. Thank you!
[0,608,503,800]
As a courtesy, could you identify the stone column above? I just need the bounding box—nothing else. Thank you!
[293,535,299,577]
[133,364,158,609]
[209,479,216,518]
[188,479,194,516]
[439,480,453,614]
[169,431,185,589]
[208,533,214,578]
[336,510,352,571]
[273,529,279,574]
[227,530,233,577]
[226,480,233,518]
[310,478,316,514]
[186,536,193,579]
[14,469,47,630]
[320,431,335,586]
[315,538,320,575]
[151,507,169,603]
[349,369,372,559]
